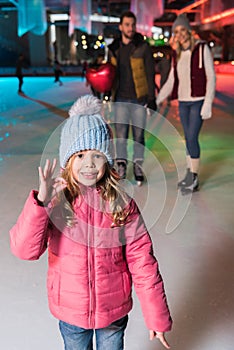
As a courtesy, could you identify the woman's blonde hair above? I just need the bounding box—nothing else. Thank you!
[58,154,131,227]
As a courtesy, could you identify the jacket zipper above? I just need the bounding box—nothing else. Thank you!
[87,188,95,328]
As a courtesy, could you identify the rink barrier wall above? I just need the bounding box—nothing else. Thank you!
[0,62,233,77]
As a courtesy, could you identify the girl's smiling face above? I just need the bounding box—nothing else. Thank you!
[71,150,107,186]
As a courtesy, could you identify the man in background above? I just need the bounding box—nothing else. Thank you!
[108,11,157,184]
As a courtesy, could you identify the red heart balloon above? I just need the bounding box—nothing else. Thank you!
[86,63,115,93]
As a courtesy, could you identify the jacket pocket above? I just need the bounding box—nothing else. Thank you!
[122,269,132,298]
[47,269,60,306]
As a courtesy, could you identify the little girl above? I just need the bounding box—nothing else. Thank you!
[10,95,172,350]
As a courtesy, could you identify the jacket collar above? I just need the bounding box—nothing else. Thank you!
[109,32,145,53]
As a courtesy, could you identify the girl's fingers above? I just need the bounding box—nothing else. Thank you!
[149,330,155,340]
[54,177,67,185]
[52,179,67,192]
[51,158,57,175]
[41,159,57,179]
[156,333,170,349]
[149,331,170,349]
[38,166,45,182]
[51,183,67,201]
[43,159,50,177]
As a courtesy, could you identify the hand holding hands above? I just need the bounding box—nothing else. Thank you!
[147,99,157,111]
[38,159,67,205]
[149,330,170,349]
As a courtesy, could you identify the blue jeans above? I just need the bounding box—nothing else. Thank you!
[179,100,204,158]
[114,98,146,162]
[59,315,128,350]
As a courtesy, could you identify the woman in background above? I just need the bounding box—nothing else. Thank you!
[157,14,216,195]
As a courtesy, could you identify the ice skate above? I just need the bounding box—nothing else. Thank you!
[133,160,144,186]
[181,173,199,195]
[178,168,192,188]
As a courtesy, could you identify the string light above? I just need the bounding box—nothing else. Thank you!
[202,9,234,24]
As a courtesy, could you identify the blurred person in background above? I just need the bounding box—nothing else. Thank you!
[54,59,63,86]
[16,54,27,94]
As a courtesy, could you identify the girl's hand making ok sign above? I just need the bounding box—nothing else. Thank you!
[37,158,67,205]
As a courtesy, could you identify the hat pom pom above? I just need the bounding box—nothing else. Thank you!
[69,95,102,117]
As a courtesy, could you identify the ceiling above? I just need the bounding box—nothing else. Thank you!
[0,0,233,32]
[0,0,203,18]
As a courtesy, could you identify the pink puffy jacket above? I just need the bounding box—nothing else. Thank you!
[10,188,172,331]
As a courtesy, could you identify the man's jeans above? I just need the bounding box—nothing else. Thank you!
[114,98,146,162]
[59,315,128,350]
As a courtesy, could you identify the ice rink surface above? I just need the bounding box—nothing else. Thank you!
[0,73,234,349]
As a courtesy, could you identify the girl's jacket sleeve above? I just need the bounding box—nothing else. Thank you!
[9,190,50,260]
[125,199,172,332]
